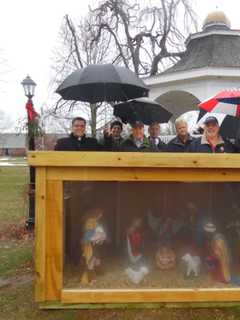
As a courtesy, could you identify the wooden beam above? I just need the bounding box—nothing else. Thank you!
[61,288,240,304]
[39,301,240,309]
[46,167,240,182]
[28,152,240,169]
[45,180,63,301]
[35,167,46,302]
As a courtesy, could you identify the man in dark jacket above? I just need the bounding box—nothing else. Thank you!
[188,116,236,153]
[101,120,124,151]
[148,122,166,152]
[120,121,151,152]
[54,117,99,151]
[167,119,195,152]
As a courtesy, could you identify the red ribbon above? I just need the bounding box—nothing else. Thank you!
[26,100,39,122]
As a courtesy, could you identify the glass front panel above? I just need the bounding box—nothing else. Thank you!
[63,181,240,289]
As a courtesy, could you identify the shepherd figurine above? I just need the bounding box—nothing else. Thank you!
[80,208,106,285]
[126,217,144,266]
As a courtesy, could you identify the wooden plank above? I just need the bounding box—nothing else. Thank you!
[35,167,46,302]
[61,288,240,304]
[39,301,240,309]
[45,180,63,301]
[46,167,240,182]
[28,151,240,169]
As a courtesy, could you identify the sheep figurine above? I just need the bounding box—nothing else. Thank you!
[181,253,201,278]
[125,266,149,284]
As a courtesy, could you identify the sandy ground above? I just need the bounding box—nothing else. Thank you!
[64,253,236,289]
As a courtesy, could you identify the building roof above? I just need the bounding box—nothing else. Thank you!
[203,10,231,30]
[162,11,240,75]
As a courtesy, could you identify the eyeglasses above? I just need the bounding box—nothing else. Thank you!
[73,124,86,128]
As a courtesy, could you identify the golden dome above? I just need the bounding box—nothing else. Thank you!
[203,11,231,30]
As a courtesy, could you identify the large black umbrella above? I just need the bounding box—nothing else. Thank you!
[113,97,172,125]
[197,108,240,139]
[56,64,149,103]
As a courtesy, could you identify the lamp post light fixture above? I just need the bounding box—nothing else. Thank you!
[21,75,37,229]
[21,75,36,100]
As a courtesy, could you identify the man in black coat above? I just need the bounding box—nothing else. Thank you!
[120,121,151,152]
[54,117,100,151]
[167,119,195,152]
[148,122,166,152]
[187,116,236,153]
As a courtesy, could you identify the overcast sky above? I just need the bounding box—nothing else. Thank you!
[0,0,239,128]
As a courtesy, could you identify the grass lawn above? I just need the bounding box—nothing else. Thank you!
[0,166,28,231]
[2,166,240,319]
[0,240,32,277]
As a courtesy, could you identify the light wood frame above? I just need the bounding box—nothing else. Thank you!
[29,151,240,305]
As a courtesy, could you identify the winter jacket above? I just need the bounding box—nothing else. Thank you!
[120,135,152,152]
[187,135,236,153]
[166,135,195,152]
[54,133,100,151]
[100,135,124,151]
[148,137,166,152]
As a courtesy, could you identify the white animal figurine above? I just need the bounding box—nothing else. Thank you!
[125,266,149,284]
[181,253,201,277]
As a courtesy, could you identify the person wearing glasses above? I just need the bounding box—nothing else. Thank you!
[54,117,99,151]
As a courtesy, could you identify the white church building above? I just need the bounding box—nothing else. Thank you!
[145,11,240,120]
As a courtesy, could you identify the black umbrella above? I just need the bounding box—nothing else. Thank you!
[113,97,172,125]
[56,64,149,103]
[197,108,240,139]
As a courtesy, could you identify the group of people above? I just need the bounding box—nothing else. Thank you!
[55,115,239,153]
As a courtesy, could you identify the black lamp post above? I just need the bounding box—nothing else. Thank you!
[21,75,37,229]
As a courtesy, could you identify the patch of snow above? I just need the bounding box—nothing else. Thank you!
[0,163,27,167]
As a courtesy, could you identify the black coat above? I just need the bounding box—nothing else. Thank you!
[187,136,236,153]
[148,137,166,152]
[100,135,124,151]
[54,133,100,151]
[120,136,152,152]
[166,135,195,152]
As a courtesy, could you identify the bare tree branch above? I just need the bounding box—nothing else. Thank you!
[51,0,197,134]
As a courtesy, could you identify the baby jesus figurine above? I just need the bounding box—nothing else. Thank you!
[80,208,107,285]
[155,244,176,270]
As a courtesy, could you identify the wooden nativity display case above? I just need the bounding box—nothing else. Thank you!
[28,151,240,308]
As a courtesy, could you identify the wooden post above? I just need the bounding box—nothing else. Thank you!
[45,180,63,301]
[35,167,46,301]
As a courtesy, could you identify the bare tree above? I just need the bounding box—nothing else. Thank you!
[91,0,197,76]
[51,13,115,137]
[51,0,197,135]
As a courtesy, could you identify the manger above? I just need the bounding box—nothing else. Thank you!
[28,151,240,308]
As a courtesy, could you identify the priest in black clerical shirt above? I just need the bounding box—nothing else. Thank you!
[54,117,100,151]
